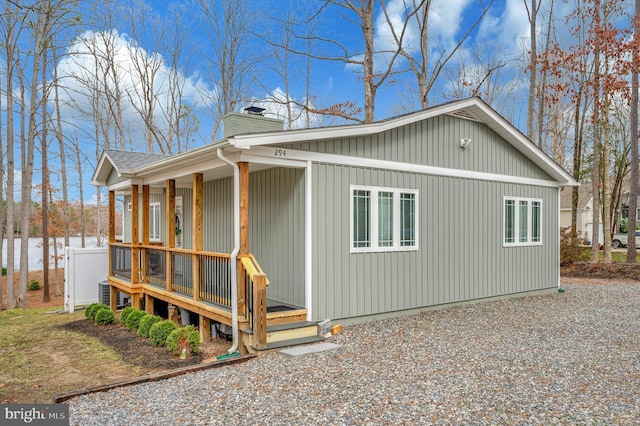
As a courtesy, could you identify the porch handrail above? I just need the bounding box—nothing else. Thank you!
[240,254,270,286]
[138,244,231,260]
[241,254,269,349]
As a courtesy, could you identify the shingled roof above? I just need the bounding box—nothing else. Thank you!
[91,149,169,185]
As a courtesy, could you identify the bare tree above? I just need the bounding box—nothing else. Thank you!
[1,0,23,308]
[195,0,260,139]
[524,0,542,141]
[401,0,494,109]
[124,2,167,153]
[627,0,640,263]
[16,0,55,307]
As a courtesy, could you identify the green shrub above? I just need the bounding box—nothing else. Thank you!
[86,303,110,321]
[28,279,41,291]
[119,306,138,325]
[137,315,162,338]
[149,320,178,347]
[85,303,101,319]
[124,310,147,331]
[2,267,6,276]
[94,308,115,325]
[166,325,200,357]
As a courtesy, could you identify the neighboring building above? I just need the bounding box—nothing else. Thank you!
[92,97,578,354]
[560,184,593,241]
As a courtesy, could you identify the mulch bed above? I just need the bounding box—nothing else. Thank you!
[60,319,204,370]
[561,262,640,281]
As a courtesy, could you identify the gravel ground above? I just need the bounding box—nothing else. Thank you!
[67,282,640,425]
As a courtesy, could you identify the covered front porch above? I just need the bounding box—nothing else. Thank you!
[100,151,316,353]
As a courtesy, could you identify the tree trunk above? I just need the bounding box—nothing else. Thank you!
[42,48,50,303]
[602,104,612,262]
[5,0,16,308]
[591,52,601,262]
[526,0,538,140]
[627,0,640,263]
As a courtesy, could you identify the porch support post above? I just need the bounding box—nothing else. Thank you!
[192,173,203,302]
[142,185,150,244]
[166,180,176,292]
[141,185,150,282]
[237,162,249,316]
[145,294,154,315]
[132,293,142,310]
[108,190,115,244]
[199,315,211,343]
[131,185,139,285]
[109,285,117,313]
[252,273,267,349]
[108,190,115,276]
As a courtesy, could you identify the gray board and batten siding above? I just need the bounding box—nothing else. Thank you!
[202,171,306,308]
[311,164,558,323]
[283,114,554,181]
[299,113,560,323]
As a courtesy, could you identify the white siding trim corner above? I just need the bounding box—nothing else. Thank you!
[305,160,313,321]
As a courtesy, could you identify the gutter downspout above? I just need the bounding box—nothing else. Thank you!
[217,148,240,354]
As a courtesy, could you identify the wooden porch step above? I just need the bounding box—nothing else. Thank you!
[250,335,326,352]
[241,320,323,352]
[241,320,318,334]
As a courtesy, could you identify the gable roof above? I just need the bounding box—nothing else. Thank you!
[91,97,578,188]
[92,150,169,185]
[227,97,577,187]
[560,184,591,210]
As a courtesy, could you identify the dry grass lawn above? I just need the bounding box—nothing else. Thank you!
[0,307,149,403]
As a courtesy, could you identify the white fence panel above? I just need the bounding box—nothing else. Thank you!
[64,247,108,313]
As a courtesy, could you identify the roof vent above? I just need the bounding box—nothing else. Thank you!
[245,106,265,116]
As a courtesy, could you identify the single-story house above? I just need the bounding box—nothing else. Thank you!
[92,97,578,354]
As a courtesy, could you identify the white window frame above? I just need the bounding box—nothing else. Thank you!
[350,185,419,253]
[150,202,161,242]
[503,196,542,247]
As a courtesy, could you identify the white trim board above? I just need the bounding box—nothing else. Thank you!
[248,146,562,188]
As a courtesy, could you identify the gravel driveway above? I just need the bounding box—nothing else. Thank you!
[68,282,640,425]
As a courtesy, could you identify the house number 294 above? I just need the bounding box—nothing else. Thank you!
[274,149,287,157]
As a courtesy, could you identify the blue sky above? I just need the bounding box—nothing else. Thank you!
[59,0,536,133]
[11,0,626,204]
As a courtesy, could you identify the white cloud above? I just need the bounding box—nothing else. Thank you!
[346,0,477,73]
[54,30,218,149]
[251,88,323,129]
[427,0,475,43]
[478,0,531,53]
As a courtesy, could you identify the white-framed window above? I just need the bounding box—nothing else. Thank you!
[350,185,418,253]
[150,202,161,241]
[503,196,542,246]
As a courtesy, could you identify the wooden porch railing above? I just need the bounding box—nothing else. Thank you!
[198,252,232,307]
[139,245,233,308]
[110,243,133,281]
[109,243,270,344]
[242,254,269,349]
